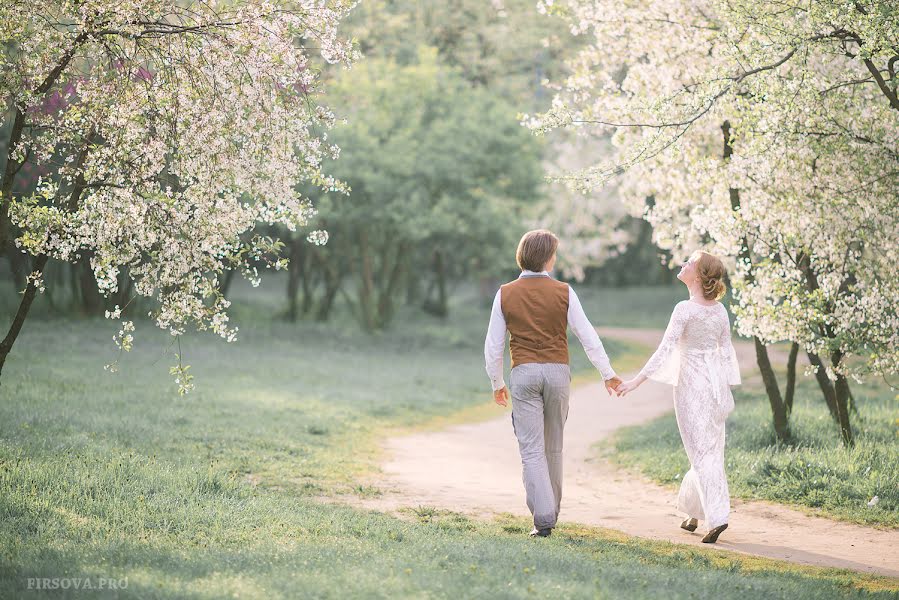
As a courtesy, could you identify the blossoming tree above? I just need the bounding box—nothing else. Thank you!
[531,0,899,444]
[0,0,357,391]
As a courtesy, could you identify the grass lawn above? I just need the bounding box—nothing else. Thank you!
[1,278,896,597]
[608,378,899,528]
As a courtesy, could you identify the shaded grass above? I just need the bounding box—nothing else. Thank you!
[2,456,896,599]
[608,379,899,527]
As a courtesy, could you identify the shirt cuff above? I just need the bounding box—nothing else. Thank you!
[491,378,506,391]
[601,368,617,381]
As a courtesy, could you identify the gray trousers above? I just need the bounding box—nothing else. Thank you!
[509,362,571,530]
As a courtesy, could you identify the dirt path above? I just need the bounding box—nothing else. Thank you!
[355,327,899,578]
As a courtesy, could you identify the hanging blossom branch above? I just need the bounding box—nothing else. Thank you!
[0,0,360,390]
[531,0,899,388]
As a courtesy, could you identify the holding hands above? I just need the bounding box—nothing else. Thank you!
[614,374,646,397]
[494,374,641,406]
[604,376,623,396]
[491,373,641,406]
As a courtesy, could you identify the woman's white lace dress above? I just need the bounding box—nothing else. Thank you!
[638,300,740,528]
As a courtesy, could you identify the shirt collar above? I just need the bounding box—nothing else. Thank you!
[518,270,550,278]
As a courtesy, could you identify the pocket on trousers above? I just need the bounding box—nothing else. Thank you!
[510,364,521,387]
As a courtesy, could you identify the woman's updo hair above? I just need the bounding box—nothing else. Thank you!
[694,251,727,301]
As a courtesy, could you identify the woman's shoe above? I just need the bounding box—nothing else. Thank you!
[702,523,728,543]
[680,518,698,532]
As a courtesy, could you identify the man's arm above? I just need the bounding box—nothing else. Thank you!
[484,288,509,405]
[568,286,621,394]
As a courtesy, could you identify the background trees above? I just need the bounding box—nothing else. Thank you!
[286,51,543,330]
[531,0,899,445]
[276,0,672,329]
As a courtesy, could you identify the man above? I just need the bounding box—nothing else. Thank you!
[484,229,621,537]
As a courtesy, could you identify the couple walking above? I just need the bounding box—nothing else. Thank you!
[484,230,740,543]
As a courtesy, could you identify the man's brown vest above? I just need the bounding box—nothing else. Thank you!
[500,275,569,368]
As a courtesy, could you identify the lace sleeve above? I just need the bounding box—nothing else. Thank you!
[718,308,741,386]
[639,302,689,384]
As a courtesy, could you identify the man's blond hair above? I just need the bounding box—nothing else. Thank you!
[516,229,559,272]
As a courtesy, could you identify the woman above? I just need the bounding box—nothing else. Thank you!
[616,251,740,543]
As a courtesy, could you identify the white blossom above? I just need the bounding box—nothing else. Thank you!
[536,0,899,380]
[1,1,358,389]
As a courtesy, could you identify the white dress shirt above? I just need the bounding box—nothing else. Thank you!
[484,270,617,391]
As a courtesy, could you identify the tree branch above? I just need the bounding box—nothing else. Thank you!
[862,58,899,111]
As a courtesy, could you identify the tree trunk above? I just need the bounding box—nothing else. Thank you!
[434,249,448,317]
[300,246,314,316]
[831,350,854,446]
[43,260,59,312]
[0,254,48,379]
[405,255,420,306]
[5,241,28,291]
[784,341,799,415]
[0,109,27,252]
[316,253,340,322]
[834,374,854,446]
[286,237,302,322]
[78,258,104,316]
[67,261,80,310]
[376,241,407,327]
[797,251,856,442]
[219,268,236,300]
[357,230,376,330]
[755,337,790,442]
[423,249,449,317]
[722,121,790,442]
[806,352,840,421]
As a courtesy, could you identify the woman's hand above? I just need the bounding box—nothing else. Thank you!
[616,378,642,397]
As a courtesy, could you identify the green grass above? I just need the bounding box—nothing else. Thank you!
[0,276,641,499]
[608,379,899,528]
[3,468,896,599]
[1,278,896,597]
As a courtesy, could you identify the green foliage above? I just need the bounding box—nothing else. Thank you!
[324,48,542,248]
[344,0,575,109]
[609,380,899,527]
[303,49,544,328]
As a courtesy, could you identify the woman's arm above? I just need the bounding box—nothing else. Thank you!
[617,302,688,396]
[718,308,741,386]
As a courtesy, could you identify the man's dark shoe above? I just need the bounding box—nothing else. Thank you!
[528,527,552,538]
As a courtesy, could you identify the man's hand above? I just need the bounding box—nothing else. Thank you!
[493,386,509,407]
[604,376,623,396]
